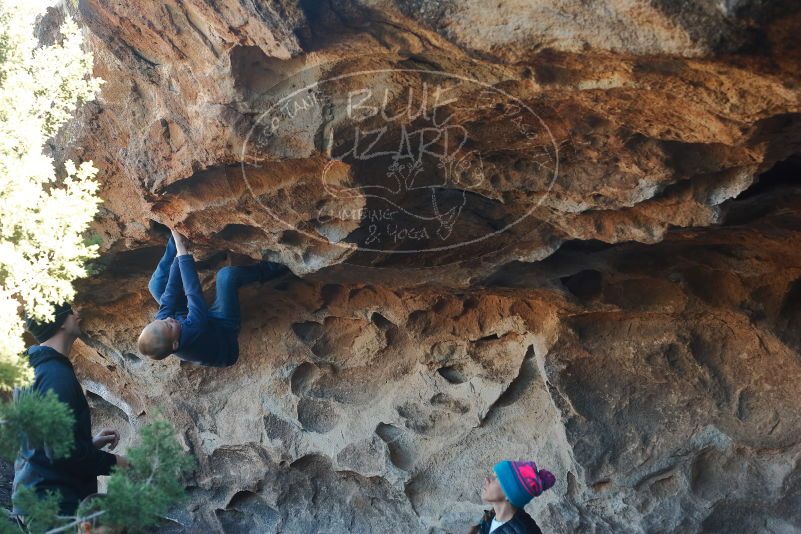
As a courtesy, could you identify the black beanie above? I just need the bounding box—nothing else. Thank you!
[25,303,73,343]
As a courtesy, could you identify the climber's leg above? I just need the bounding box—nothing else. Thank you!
[147,236,176,303]
[208,262,288,329]
[206,264,264,329]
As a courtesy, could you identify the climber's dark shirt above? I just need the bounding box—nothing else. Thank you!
[476,508,543,534]
[156,254,238,367]
[13,345,116,515]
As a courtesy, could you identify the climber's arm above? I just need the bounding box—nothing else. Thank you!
[172,229,188,256]
[177,255,208,331]
[155,229,189,320]
[171,230,208,345]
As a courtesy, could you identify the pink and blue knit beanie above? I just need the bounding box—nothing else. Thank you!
[493,460,556,508]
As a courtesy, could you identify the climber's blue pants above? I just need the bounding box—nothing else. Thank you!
[147,237,265,330]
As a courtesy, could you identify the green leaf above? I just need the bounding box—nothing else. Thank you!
[11,486,61,534]
[99,419,194,533]
[0,390,74,461]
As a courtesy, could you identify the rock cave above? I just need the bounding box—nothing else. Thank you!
[20,0,801,532]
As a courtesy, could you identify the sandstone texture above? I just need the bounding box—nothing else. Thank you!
[38,0,801,532]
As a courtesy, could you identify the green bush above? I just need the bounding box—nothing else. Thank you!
[78,420,195,533]
[5,419,193,533]
[0,390,75,461]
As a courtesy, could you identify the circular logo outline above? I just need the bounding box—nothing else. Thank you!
[240,67,560,255]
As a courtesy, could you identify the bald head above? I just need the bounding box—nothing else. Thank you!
[137,320,178,360]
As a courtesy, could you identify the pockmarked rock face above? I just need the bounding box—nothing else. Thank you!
[41,0,801,532]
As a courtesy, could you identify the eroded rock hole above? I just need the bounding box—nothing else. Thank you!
[437,365,468,384]
[370,312,395,331]
[292,321,323,345]
[279,230,304,247]
[214,224,267,242]
[430,393,469,414]
[297,397,340,433]
[216,489,279,533]
[735,155,801,201]
[777,276,801,352]
[375,423,415,471]
[290,362,320,396]
[230,45,295,96]
[561,269,603,300]
[488,346,538,412]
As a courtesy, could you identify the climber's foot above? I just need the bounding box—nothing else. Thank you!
[258,261,290,283]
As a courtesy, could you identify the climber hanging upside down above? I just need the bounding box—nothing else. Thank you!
[137,228,288,367]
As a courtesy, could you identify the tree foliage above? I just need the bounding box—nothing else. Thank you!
[0,0,101,527]
[4,419,193,533]
[0,390,74,461]
[5,488,60,534]
[0,0,102,389]
[79,420,195,533]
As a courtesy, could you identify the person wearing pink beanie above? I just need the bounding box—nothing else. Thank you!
[469,460,556,534]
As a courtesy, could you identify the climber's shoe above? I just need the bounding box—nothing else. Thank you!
[258,261,290,283]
